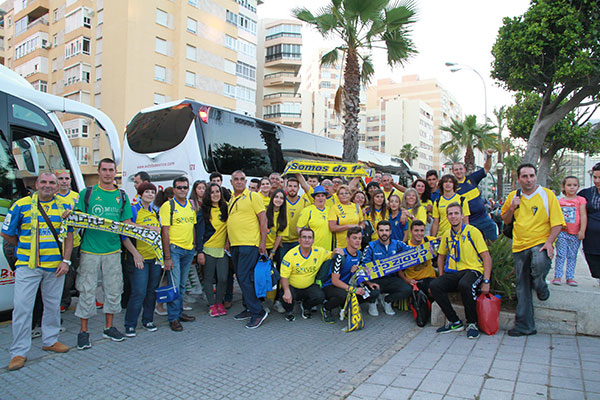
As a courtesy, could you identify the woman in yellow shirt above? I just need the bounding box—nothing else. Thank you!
[329,185,365,248]
[259,177,271,208]
[401,188,428,240]
[198,183,229,317]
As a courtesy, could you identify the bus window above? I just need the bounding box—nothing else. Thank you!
[11,102,50,128]
[127,104,195,154]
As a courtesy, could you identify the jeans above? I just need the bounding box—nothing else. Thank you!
[372,275,412,303]
[323,285,379,311]
[471,215,498,241]
[231,245,262,317]
[513,244,551,333]
[429,270,482,324]
[281,241,298,258]
[167,245,194,322]
[224,257,234,303]
[124,259,162,329]
[203,254,229,305]
[282,284,325,312]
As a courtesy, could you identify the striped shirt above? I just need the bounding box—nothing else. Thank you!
[2,196,71,270]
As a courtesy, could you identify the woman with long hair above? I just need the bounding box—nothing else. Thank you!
[154,187,174,210]
[388,194,408,242]
[266,189,288,263]
[198,183,229,317]
[412,178,432,214]
[329,184,365,248]
[367,188,388,241]
[258,177,271,208]
[401,188,428,240]
[189,180,207,211]
[351,190,369,218]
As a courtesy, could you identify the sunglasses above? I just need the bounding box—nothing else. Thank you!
[175,186,189,190]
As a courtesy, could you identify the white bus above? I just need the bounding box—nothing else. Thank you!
[122,100,414,194]
[0,65,121,312]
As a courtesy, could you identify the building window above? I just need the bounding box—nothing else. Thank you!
[235,0,256,13]
[73,146,89,165]
[237,38,256,57]
[155,37,167,55]
[224,83,236,98]
[266,23,301,40]
[226,10,237,26]
[238,14,256,34]
[154,93,166,105]
[32,80,48,92]
[225,35,236,50]
[53,8,59,22]
[188,0,198,7]
[15,17,28,36]
[236,61,256,81]
[96,66,102,81]
[236,85,255,102]
[186,44,196,61]
[185,71,196,87]
[187,17,197,33]
[156,9,168,27]
[224,59,236,75]
[83,14,91,28]
[266,43,301,62]
[154,65,166,82]
[64,37,91,59]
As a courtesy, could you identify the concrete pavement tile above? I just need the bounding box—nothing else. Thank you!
[419,374,454,394]
[549,366,582,379]
[583,370,600,382]
[581,352,600,362]
[460,356,493,373]
[550,375,584,390]
[352,383,387,398]
[442,396,470,400]
[488,367,519,380]
[513,393,547,400]
[398,367,430,380]
[410,357,440,369]
[517,371,549,385]
[550,357,580,368]
[583,360,598,370]
[410,390,444,400]
[515,381,548,396]
[446,375,483,398]
[491,359,520,370]
[479,388,513,400]
[585,379,600,393]
[378,386,413,399]
[548,387,585,400]
[483,377,515,392]
[390,375,422,390]
[366,372,399,386]
[587,393,600,400]
[520,362,549,374]
[387,353,417,368]
[551,350,580,360]
[495,351,522,361]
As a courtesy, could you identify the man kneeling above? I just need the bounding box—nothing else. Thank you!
[280,228,334,321]
[430,202,492,339]
[321,227,380,323]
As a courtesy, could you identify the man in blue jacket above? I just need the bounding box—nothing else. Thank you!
[362,221,413,316]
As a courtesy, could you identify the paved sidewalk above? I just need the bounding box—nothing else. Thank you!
[348,327,600,400]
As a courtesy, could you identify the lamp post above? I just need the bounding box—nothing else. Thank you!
[445,62,488,122]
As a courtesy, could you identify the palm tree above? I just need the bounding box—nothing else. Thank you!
[294,1,418,162]
[399,143,418,166]
[493,106,511,199]
[440,115,497,173]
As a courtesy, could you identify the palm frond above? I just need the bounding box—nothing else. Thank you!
[321,48,340,67]
[360,56,375,86]
[292,7,316,23]
[334,86,345,117]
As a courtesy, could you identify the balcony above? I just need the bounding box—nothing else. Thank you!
[263,112,302,127]
[15,0,49,21]
[263,92,301,106]
[263,72,301,87]
[265,53,302,68]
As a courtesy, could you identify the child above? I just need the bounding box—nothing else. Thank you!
[553,176,587,286]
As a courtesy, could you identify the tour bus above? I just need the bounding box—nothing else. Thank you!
[122,100,414,194]
[0,65,121,312]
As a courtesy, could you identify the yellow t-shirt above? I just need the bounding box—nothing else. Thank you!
[300,186,315,204]
[159,199,197,250]
[326,193,340,208]
[227,189,265,247]
[282,196,310,243]
[133,206,160,260]
[259,192,270,208]
[281,245,332,289]
[266,210,289,249]
[422,199,433,216]
[57,190,81,248]
[369,208,389,241]
[501,186,565,252]
[405,236,437,280]
[328,202,363,248]
[203,206,227,249]
[432,193,470,238]
[384,188,403,201]
[297,204,332,250]
[438,225,488,273]
[406,205,428,240]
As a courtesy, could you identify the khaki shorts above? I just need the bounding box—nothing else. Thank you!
[75,252,123,319]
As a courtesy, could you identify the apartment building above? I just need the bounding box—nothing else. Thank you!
[0,0,260,183]
[256,18,301,127]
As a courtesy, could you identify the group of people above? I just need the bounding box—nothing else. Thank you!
[3,153,600,372]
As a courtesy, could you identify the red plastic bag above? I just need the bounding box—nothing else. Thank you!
[476,294,501,335]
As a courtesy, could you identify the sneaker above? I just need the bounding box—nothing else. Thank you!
[124,327,136,337]
[103,327,125,342]
[273,300,285,313]
[537,287,550,301]
[507,328,537,337]
[466,323,480,339]
[300,303,312,319]
[368,302,379,317]
[551,278,561,285]
[60,306,67,313]
[77,331,91,350]
[209,304,220,317]
[217,303,227,316]
[284,312,296,322]
[31,327,41,338]
[154,304,167,316]
[320,306,335,324]
[246,309,269,329]
[436,320,465,333]
[566,279,578,287]
[339,309,345,321]
[381,298,396,316]
[234,309,252,320]
[59,326,66,334]
[96,301,103,309]
[183,304,193,311]
[143,322,158,332]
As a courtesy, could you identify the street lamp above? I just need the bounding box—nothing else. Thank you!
[445,62,488,122]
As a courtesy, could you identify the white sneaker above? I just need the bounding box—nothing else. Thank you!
[339,309,345,321]
[380,296,395,316]
[368,302,379,316]
[183,304,193,311]
[273,300,285,313]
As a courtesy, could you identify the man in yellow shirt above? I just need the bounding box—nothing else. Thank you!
[281,177,310,256]
[501,163,565,337]
[160,176,197,332]
[280,227,334,321]
[227,170,269,329]
[398,220,437,295]
[381,173,404,201]
[430,203,492,339]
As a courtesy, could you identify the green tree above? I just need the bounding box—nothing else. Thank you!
[440,115,497,173]
[399,143,418,166]
[491,0,600,184]
[294,0,418,162]
[506,92,600,185]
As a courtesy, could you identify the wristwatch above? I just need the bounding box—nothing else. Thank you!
[482,278,490,284]
[62,259,72,266]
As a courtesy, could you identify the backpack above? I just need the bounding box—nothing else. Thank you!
[409,285,431,327]
[502,189,521,239]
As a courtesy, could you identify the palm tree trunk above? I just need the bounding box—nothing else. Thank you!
[497,151,504,199]
[464,147,475,173]
[342,48,360,163]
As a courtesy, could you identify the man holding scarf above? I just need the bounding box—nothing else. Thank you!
[2,173,74,371]
[430,202,492,339]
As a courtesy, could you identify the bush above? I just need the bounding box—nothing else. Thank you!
[488,235,516,302]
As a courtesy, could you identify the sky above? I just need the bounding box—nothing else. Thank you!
[258,0,531,123]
